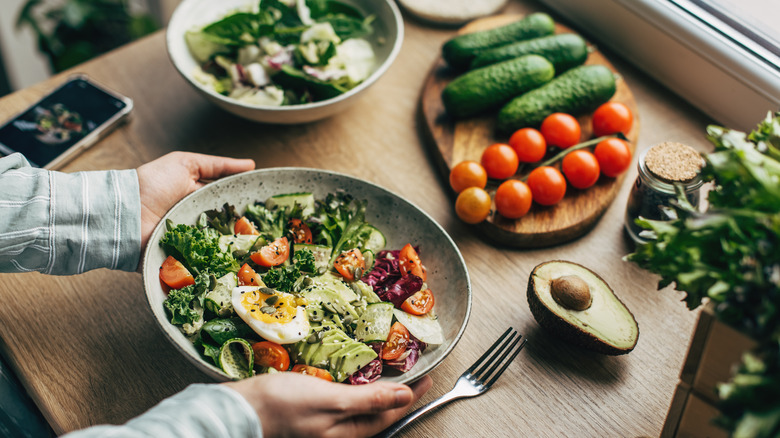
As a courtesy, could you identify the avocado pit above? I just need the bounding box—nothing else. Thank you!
[550,275,592,311]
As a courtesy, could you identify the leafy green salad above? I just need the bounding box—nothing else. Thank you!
[185,0,378,106]
[159,191,443,383]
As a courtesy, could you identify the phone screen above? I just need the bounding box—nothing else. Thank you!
[0,77,130,167]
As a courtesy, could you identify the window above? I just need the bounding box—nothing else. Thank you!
[538,0,780,131]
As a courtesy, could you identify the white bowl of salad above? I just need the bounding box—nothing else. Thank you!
[143,168,471,384]
[166,0,403,124]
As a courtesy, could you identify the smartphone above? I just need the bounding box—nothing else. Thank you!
[0,75,133,169]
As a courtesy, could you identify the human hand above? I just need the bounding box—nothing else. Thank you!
[136,152,255,251]
[225,372,433,438]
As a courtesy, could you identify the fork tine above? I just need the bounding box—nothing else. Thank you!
[465,327,514,375]
[472,329,519,378]
[483,337,527,388]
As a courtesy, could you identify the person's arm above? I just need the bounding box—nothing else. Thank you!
[61,384,262,438]
[0,153,141,274]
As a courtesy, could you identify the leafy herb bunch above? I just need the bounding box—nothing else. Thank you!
[626,112,780,437]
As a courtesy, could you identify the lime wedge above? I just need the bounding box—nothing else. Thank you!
[218,338,254,379]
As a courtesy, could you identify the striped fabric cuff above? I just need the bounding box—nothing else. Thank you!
[49,169,141,274]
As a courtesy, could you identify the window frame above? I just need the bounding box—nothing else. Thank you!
[538,0,780,131]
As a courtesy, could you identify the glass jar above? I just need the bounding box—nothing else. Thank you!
[624,142,704,244]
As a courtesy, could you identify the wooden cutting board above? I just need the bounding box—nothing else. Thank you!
[421,15,640,248]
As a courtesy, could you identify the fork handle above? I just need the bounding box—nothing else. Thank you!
[375,391,464,438]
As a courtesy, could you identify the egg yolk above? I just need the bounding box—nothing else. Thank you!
[240,290,296,323]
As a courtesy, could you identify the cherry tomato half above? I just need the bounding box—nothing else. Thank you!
[592,102,633,137]
[401,288,435,315]
[382,322,410,360]
[594,138,633,177]
[288,218,312,244]
[494,179,533,219]
[234,216,260,235]
[399,243,427,281]
[509,128,547,163]
[541,113,581,149]
[449,160,488,193]
[526,166,567,206]
[481,143,519,179]
[291,364,333,381]
[238,263,264,287]
[333,248,366,281]
[562,150,601,189]
[159,255,195,290]
[252,341,291,372]
[455,187,491,224]
[250,236,290,267]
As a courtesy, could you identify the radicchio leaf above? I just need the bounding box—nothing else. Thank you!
[347,343,383,385]
[385,335,426,373]
[365,249,423,306]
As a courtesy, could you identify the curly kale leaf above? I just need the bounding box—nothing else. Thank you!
[164,286,200,325]
[160,223,239,277]
[262,248,315,292]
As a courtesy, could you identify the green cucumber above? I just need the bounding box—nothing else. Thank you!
[218,338,254,379]
[497,64,617,134]
[442,54,554,119]
[358,224,386,254]
[442,12,555,69]
[470,33,589,73]
[353,302,394,342]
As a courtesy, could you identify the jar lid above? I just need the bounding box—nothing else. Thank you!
[645,142,703,183]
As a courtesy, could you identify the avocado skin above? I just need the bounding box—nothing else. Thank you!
[470,33,588,73]
[442,54,554,119]
[526,260,639,355]
[497,64,616,133]
[442,13,555,70]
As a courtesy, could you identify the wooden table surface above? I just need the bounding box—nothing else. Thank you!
[0,1,718,436]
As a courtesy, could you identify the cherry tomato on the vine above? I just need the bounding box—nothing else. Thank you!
[592,102,633,137]
[509,128,547,163]
[594,138,633,177]
[455,187,491,224]
[526,166,567,206]
[562,150,601,189]
[541,113,581,149]
[449,160,487,193]
[481,143,519,179]
[494,179,532,219]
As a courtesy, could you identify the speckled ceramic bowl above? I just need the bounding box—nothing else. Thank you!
[166,0,403,124]
[143,168,471,383]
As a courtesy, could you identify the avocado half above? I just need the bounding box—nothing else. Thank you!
[527,260,639,355]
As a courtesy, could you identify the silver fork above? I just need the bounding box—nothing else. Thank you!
[376,328,528,438]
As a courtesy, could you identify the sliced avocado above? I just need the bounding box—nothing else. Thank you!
[329,342,377,382]
[527,261,639,355]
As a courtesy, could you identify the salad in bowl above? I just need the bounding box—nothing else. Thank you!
[167,0,403,122]
[143,168,470,384]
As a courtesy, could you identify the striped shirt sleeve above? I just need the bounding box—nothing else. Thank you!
[0,153,141,274]
[61,384,263,438]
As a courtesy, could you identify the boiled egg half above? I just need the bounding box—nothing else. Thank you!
[231,286,310,344]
